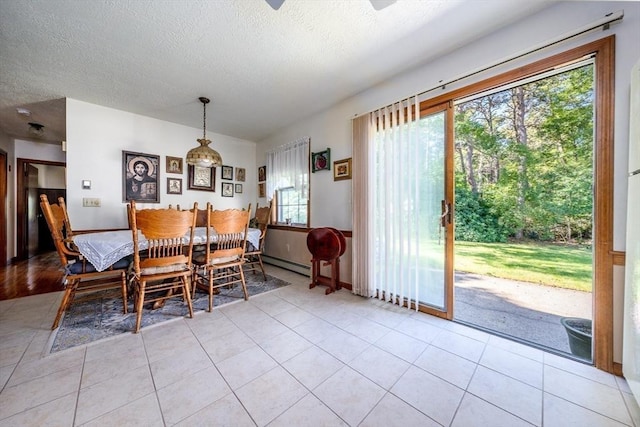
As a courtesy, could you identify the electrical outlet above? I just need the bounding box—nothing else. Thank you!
[82,198,101,207]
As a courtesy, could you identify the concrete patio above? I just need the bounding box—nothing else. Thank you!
[454,272,593,358]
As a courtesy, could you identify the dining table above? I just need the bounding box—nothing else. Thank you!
[72,227,262,272]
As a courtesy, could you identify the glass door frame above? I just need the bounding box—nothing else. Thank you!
[413,101,455,320]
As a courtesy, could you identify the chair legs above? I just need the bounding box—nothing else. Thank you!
[133,275,194,333]
[120,272,128,315]
[244,253,267,281]
[51,279,78,330]
[201,265,248,312]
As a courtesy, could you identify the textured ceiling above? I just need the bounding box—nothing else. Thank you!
[0,0,554,145]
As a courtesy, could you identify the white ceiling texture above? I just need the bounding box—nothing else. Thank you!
[0,0,555,145]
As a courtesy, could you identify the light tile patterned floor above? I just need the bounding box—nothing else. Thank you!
[1,265,639,426]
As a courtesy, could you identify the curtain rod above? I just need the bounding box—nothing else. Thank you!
[354,10,624,118]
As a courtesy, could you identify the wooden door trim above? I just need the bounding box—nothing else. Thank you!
[16,158,66,260]
[0,150,6,265]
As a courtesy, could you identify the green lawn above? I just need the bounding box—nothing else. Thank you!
[454,241,593,292]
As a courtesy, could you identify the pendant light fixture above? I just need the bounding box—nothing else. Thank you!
[185,97,222,168]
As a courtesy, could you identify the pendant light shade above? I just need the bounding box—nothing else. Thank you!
[186,97,223,168]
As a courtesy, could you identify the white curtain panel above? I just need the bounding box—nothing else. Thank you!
[266,137,309,201]
[365,96,422,309]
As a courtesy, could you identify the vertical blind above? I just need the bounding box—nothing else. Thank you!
[353,96,423,309]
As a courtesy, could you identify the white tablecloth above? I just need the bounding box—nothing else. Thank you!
[73,227,261,272]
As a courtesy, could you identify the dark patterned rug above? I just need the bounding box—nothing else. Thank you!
[49,274,290,353]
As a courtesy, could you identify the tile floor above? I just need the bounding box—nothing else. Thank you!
[1,265,639,426]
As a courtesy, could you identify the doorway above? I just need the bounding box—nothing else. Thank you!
[451,61,595,361]
[16,158,66,260]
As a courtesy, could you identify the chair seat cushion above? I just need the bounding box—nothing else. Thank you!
[140,263,190,276]
[66,255,131,274]
[192,252,239,266]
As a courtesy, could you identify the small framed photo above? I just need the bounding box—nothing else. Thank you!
[122,150,160,203]
[258,165,266,182]
[258,182,266,198]
[166,156,183,174]
[235,183,243,194]
[188,165,216,192]
[312,148,331,173]
[236,167,246,182]
[333,158,352,181]
[167,177,182,194]
[222,182,234,197]
[221,165,233,180]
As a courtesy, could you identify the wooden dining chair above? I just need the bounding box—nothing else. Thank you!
[193,206,251,312]
[56,196,75,242]
[243,200,272,281]
[40,194,129,330]
[129,200,198,332]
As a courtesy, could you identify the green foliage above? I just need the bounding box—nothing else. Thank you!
[454,187,508,242]
[453,64,594,243]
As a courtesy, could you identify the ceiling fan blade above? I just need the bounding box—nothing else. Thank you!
[265,0,285,10]
[369,0,397,10]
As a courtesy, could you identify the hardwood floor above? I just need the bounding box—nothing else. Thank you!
[0,251,64,300]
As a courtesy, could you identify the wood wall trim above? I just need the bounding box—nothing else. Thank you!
[613,362,623,378]
[611,251,626,266]
[268,225,352,238]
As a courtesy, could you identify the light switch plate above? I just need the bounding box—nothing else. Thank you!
[82,198,101,207]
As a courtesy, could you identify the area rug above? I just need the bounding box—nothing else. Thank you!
[49,274,291,353]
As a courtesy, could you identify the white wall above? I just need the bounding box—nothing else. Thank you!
[66,99,257,230]
[36,165,66,189]
[258,2,640,363]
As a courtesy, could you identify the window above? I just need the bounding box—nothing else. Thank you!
[276,176,308,225]
[266,137,310,226]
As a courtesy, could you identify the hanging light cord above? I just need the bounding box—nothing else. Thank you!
[202,101,207,140]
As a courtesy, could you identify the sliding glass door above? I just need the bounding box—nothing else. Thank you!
[415,103,453,315]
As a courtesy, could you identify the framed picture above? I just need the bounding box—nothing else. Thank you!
[222,182,234,197]
[333,158,352,181]
[167,177,182,194]
[258,182,266,198]
[235,183,243,194]
[258,165,266,182]
[122,151,160,203]
[222,165,234,180]
[236,167,246,182]
[312,148,331,172]
[187,165,216,192]
[166,156,183,174]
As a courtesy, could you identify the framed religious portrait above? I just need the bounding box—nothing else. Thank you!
[236,167,246,182]
[167,177,182,194]
[258,165,266,182]
[187,165,216,192]
[122,151,160,203]
[222,182,234,197]
[258,182,266,198]
[333,158,352,181]
[222,165,234,180]
[235,183,243,194]
[166,156,183,174]
[311,148,331,172]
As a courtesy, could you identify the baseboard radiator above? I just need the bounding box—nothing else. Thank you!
[262,255,311,277]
